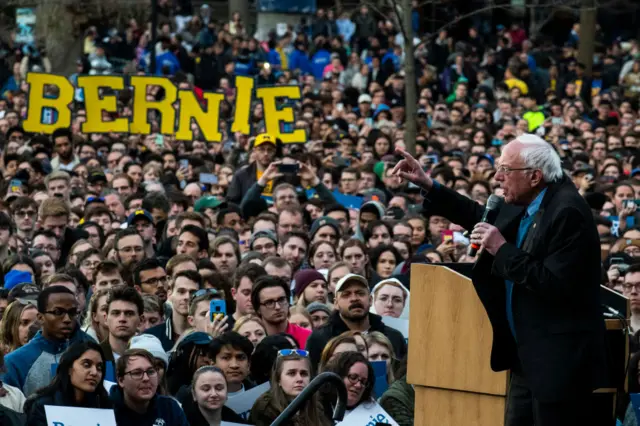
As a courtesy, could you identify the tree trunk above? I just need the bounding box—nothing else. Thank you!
[402,0,417,156]
[577,0,596,77]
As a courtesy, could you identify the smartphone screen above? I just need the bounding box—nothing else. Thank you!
[442,230,453,243]
[199,173,218,185]
[180,159,189,169]
[278,164,299,174]
[210,300,227,321]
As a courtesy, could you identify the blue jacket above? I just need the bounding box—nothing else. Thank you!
[2,329,95,397]
[288,49,312,75]
[110,385,189,426]
[311,49,331,79]
[336,19,355,42]
[155,51,181,75]
[267,49,281,69]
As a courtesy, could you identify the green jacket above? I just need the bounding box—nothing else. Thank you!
[379,376,415,426]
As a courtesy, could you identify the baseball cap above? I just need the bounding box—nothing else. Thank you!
[254,133,276,148]
[87,171,107,184]
[358,94,372,104]
[178,331,213,348]
[127,209,154,226]
[631,168,640,178]
[194,196,224,212]
[334,273,369,293]
[8,283,40,304]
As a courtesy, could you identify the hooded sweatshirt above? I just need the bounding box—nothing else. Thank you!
[354,201,385,241]
[2,329,95,397]
[109,385,189,426]
[370,278,411,320]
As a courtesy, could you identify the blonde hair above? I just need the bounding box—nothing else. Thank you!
[232,314,266,333]
[365,331,396,382]
[0,301,37,352]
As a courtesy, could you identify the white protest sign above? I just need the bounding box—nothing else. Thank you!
[103,380,116,393]
[225,381,270,419]
[381,316,409,341]
[335,402,399,426]
[45,405,117,426]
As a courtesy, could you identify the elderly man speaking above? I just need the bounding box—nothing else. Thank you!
[393,134,607,426]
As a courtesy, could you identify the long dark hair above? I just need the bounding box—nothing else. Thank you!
[24,341,112,413]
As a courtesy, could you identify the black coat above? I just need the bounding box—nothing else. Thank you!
[422,175,608,403]
[306,311,407,368]
[227,162,258,205]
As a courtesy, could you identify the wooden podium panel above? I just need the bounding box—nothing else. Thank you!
[414,387,506,426]
[408,264,507,397]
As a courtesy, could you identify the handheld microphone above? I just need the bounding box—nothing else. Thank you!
[468,194,504,257]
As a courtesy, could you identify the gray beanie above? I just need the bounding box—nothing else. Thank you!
[129,334,169,368]
[306,302,331,316]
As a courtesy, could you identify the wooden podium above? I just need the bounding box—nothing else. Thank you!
[407,264,508,426]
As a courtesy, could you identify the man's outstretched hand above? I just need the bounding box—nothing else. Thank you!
[392,148,433,191]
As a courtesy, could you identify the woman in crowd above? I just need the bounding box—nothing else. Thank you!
[67,240,93,266]
[293,269,329,307]
[392,236,413,261]
[366,331,397,384]
[184,366,247,425]
[250,334,297,385]
[405,214,429,251]
[81,288,110,343]
[309,241,339,271]
[23,341,112,425]
[77,248,103,283]
[321,352,374,416]
[289,306,313,330]
[249,350,330,426]
[2,255,36,285]
[306,302,331,330]
[31,250,56,281]
[370,245,403,280]
[319,334,359,369]
[0,300,38,353]
[233,315,267,347]
[168,331,214,399]
[340,239,372,280]
[371,278,410,319]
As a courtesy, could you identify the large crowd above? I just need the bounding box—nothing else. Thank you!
[0,1,640,425]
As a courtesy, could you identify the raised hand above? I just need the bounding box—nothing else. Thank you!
[258,161,283,186]
[392,148,433,190]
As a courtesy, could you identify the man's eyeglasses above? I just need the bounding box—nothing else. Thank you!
[496,165,533,174]
[140,276,168,287]
[15,210,36,218]
[622,283,640,292]
[260,296,289,309]
[278,349,309,357]
[124,368,157,380]
[45,308,80,319]
[346,373,368,387]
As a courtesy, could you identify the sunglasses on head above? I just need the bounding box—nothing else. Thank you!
[278,349,309,357]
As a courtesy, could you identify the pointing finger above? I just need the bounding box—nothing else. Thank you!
[391,160,407,175]
[395,148,419,165]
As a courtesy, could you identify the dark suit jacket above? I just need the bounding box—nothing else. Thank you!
[422,175,608,402]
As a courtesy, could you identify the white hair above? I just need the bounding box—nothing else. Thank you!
[515,134,563,183]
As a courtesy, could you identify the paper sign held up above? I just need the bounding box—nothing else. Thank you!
[45,405,117,426]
